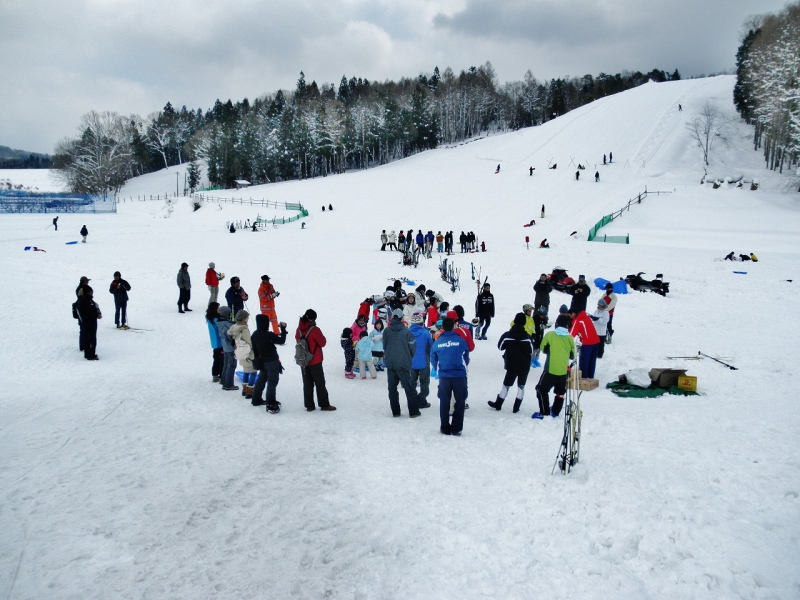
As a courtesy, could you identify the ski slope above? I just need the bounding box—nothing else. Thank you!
[2,75,800,600]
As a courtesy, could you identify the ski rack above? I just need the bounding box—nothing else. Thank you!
[439,257,460,293]
[553,350,583,475]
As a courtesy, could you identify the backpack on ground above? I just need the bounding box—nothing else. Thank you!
[294,326,315,367]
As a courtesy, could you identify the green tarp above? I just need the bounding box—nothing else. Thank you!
[606,381,699,398]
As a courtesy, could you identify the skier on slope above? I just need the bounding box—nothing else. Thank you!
[108,271,131,329]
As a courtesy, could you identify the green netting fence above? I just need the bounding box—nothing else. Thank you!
[587,189,671,243]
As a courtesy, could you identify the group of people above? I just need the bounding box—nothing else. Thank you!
[72,258,620,436]
[72,271,133,360]
[724,251,758,262]
[379,230,481,255]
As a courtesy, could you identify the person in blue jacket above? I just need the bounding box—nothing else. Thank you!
[205,302,224,382]
[409,312,433,408]
[430,316,470,435]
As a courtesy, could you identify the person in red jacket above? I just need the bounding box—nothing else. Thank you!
[258,275,280,334]
[205,262,220,305]
[569,309,600,378]
[295,309,336,412]
[357,297,373,322]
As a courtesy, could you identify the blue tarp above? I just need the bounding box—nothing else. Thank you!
[594,277,629,294]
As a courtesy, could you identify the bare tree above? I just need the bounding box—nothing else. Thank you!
[686,102,732,174]
[145,113,173,169]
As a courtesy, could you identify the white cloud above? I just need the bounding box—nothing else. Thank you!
[0,0,787,153]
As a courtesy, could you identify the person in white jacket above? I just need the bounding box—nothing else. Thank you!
[590,299,610,359]
[387,230,398,251]
[603,282,617,343]
[403,294,420,325]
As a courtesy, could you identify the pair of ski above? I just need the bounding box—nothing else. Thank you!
[666,352,737,370]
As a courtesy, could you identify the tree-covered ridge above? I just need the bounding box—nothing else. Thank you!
[734,1,800,176]
[53,63,679,194]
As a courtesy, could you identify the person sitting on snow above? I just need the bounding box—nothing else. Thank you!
[750,253,758,262]
[724,252,736,261]
[540,239,550,248]
[739,254,751,262]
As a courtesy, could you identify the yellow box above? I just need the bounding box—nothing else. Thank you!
[677,376,697,392]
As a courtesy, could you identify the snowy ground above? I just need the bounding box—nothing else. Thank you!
[2,76,800,599]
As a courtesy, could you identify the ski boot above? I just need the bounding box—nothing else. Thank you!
[531,412,545,420]
[512,399,522,413]
[266,402,280,414]
[487,395,504,411]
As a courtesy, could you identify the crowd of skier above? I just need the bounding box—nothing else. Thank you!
[379,230,482,255]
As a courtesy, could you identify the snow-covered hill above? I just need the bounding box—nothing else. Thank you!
[2,76,799,599]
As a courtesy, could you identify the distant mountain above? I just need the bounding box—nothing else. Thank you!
[0,145,52,168]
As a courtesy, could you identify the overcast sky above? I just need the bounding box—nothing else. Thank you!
[0,0,788,154]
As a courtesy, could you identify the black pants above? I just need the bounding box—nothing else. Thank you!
[387,367,420,416]
[81,322,98,358]
[503,367,530,388]
[536,371,567,416]
[381,242,386,251]
[302,362,331,409]
[178,288,190,310]
[211,347,224,378]
[114,301,127,326]
[253,360,281,404]
[478,316,491,338]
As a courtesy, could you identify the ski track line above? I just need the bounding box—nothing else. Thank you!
[4,546,25,600]
[1,436,72,493]
[634,79,713,174]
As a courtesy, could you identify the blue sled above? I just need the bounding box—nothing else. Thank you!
[594,277,628,294]
[65,241,78,245]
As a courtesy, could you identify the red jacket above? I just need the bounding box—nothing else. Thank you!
[569,311,600,345]
[357,301,371,321]
[205,268,219,287]
[296,319,326,366]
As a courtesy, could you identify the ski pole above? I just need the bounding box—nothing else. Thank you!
[698,351,738,370]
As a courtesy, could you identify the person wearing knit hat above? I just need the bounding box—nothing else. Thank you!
[591,298,610,359]
[409,312,433,409]
[258,274,281,334]
[177,263,191,313]
[489,313,534,412]
[295,308,336,411]
[569,274,591,314]
[229,309,257,398]
[602,283,618,344]
[206,262,221,305]
[382,308,422,417]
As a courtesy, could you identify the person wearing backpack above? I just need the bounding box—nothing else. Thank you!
[295,309,336,411]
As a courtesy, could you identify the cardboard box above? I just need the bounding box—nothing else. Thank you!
[677,375,697,392]
[649,368,687,388]
[579,378,599,391]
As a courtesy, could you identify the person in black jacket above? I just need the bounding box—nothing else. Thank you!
[77,286,102,360]
[80,225,88,243]
[250,315,287,411]
[75,276,91,350]
[489,313,534,413]
[569,275,591,313]
[474,282,495,340]
[225,277,249,316]
[109,271,131,328]
[533,274,552,315]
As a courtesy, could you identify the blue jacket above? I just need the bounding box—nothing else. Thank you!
[207,318,222,349]
[369,327,384,352]
[410,324,433,370]
[216,318,235,352]
[430,330,469,378]
[355,337,373,362]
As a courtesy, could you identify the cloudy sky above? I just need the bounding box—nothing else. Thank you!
[0,0,786,154]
